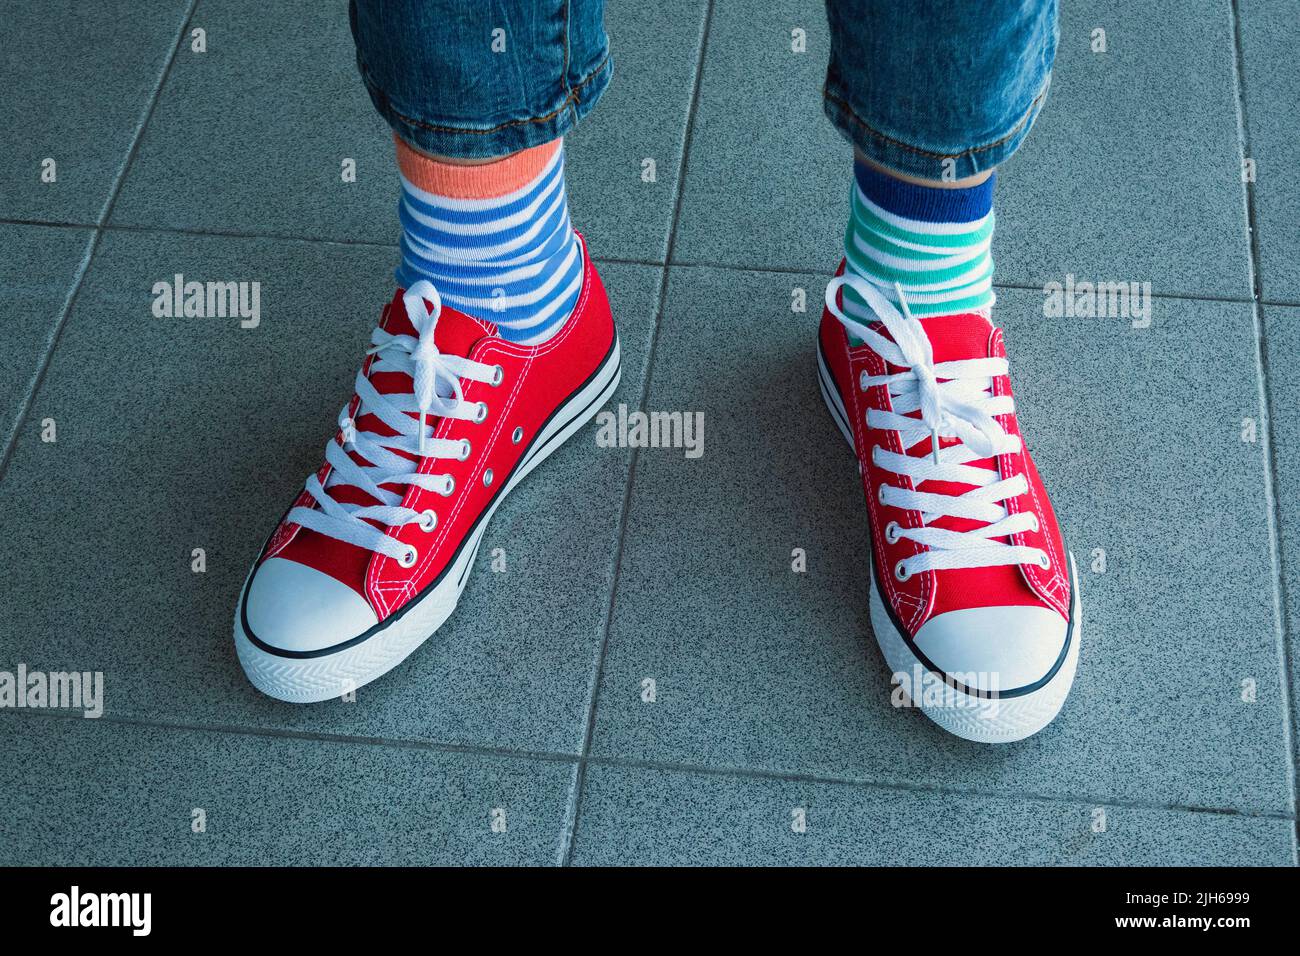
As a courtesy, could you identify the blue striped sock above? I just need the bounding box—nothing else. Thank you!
[396,145,582,344]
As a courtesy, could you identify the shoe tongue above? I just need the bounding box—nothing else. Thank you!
[904,311,998,536]
[363,287,497,407]
[329,290,497,504]
[287,290,499,586]
[380,288,497,365]
[916,311,994,365]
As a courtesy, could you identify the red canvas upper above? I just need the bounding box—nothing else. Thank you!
[261,233,616,621]
[819,265,1071,637]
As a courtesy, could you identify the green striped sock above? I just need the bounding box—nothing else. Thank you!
[842,178,996,322]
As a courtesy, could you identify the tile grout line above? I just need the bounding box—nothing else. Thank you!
[985,280,1260,307]
[7,709,1294,824]
[98,0,201,230]
[579,754,1299,824]
[669,262,1272,305]
[2,708,579,767]
[8,215,1300,309]
[0,0,199,486]
[97,219,403,251]
[0,230,95,482]
[1226,0,1299,843]
[556,0,717,867]
[5,2,1292,857]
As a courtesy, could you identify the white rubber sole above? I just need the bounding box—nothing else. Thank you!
[235,337,622,704]
[817,341,1081,743]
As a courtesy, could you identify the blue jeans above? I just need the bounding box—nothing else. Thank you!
[350,0,1057,179]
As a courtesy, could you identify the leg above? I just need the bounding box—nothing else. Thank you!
[817,0,1079,743]
[350,0,611,160]
[825,0,1057,317]
[823,0,1057,182]
[353,0,611,344]
[235,1,622,702]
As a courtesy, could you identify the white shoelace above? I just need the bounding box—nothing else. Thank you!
[288,280,501,567]
[824,274,1048,580]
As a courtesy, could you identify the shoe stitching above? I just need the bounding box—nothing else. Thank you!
[990,330,1070,616]
[368,238,599,611]
[849,331,932,635]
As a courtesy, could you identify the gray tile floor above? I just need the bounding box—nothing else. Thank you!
[1,0,1296,866]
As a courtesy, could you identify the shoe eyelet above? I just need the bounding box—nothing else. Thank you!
[418,510,437,532]
[483,468,494,488]
[458,439,472,461]
[1037,553,1051,570]
[398,546,418,568]
[1028,514,1040,533]
[877,483,889,505]
[885,521,901,544]
[474,401,489,423]
[511,426,523,445]
[894,561,911,582]
[490,364,504,387]
[859,370,869,392]
[441,475,456,497]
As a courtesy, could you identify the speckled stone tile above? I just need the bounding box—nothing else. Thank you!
[589,265,1292,815]
[0,228,659,754]
[0,715,573,865]
[110,0,706,264]
[0,0,191,225]
[109,0,393,242]
[570,764,1297,866]
[0,224,95,455]
[670,0,847,273]
[1238,0,1300,303]
[996,0,1252,300]
[1262,305,1300,766]
[567,0,709,262]
[672,0,1252,301]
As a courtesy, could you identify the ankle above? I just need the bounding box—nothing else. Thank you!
[841,156,997,320]
[395,136,561,199]
[394,135,582,345]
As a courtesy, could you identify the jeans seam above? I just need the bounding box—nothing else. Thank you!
[823,73,1051,161]
[563,0,572,93]
[358,48,610,138]
[563,0,577,125]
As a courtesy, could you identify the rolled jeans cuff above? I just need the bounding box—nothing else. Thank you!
[349,0,612,159]
[822,0,1058,181]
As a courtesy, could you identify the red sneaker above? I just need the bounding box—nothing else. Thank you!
[235,236,619,702]
[818,268,1080,742]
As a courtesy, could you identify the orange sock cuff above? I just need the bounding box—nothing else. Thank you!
[394,136,562,200]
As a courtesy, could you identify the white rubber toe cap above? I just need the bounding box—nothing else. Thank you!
[244,557,378,654]
[911,604,1069,695]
